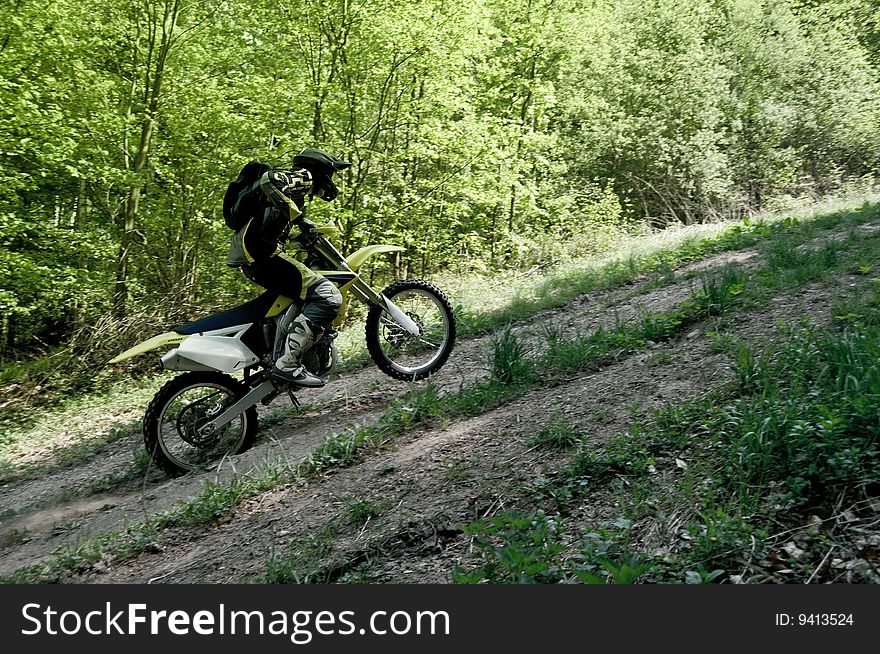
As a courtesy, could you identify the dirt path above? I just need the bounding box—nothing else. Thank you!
[0,245,761,577]
[1,217,875,581]
[72,269,870,583]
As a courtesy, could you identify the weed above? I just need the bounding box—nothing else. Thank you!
[296,384,441,478]
[0,528,31,549]
[680,509,767,577]
[707,330,740,355]
[684,568,727,584]
[265,522,338,584]
[578,318,880,582]
[491,327,533,385]
[344,497,384,526]
[591,407,616,424]
[444,378,525,416]
[336,561,390,584]
[8,201,880,584]
[539,323,570,369]
[454,511,650,584]
[452,511,566,584]
[259,402,310,428]
[693,267,746,317]
[645,350,675,366]
[832,280,880,328]
[444,459,477,482]
[526,416,587,451]
[573,550,650,584]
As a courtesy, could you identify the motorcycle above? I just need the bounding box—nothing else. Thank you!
[109,226,456,476]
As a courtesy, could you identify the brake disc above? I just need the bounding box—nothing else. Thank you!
[176,395,226,448]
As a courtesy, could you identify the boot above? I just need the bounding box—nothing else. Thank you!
[272,314,325,387]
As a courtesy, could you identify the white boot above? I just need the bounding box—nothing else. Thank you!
[273,314,325,387]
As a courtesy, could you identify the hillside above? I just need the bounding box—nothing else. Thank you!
[2,200,880,584]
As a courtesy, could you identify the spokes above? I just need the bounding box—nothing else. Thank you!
[158,384,246,470]
[377,289,450,374]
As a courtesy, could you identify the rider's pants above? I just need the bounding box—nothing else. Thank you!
[242,252,342,330]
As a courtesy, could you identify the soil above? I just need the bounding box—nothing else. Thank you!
[0,219,877,582]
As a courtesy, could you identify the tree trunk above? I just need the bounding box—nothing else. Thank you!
[74,178,87,231]
[114,0,182,317]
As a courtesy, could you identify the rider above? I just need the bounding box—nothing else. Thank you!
[226,147,350,387]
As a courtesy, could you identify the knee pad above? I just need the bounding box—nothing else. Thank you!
[327,283,343,311]
[302,280,343,328]
[316,280,342,311]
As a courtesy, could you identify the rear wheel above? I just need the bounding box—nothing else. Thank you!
[365,279,456,381]
[143,371,258,477]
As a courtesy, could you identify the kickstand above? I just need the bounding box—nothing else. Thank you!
[286,389,301,408]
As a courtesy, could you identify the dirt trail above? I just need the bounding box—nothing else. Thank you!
[74,270,869,583]
[1,217,875,581]
[0,245,758,577]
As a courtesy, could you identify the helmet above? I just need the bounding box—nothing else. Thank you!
[292,147,351,202]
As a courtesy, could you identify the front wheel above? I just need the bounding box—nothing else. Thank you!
[143,371,258,477]
[366,279,456,381]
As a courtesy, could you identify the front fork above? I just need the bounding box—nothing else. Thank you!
[313,237,420,337]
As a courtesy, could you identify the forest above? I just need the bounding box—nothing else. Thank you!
[1,0,879,368]
[3,0,880,590]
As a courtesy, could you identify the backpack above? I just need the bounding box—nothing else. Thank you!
[222,161,271,230]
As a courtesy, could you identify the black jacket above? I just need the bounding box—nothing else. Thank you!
[227,167,314,266]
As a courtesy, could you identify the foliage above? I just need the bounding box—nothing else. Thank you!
[526,414,588,450]
[490,326,534,385]
[1,0,878,373]
[452,511,648,584]
[453,511,568,583]
[457,313,880,584]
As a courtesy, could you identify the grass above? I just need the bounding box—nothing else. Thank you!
[444,458,478,482]
[491,326,535,385]
[343,497,386,526]
[0,263,775,580]
[294,383,443,479]
[0,386,447,582]
[440,197,879,336]
[0,374,172,482]
[526,415,588,451]
[638,315,880,582]
[4,198,877,479]
[0,384,311,487]
[212,205,880,583]
[2,465,291,583]
[453,281,880,584]
[4,199,880,583]
[453,511,568,583]
[264,522,339,584]
[451,511,648,584]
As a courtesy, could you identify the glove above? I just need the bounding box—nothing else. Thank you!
[295,216,319,248]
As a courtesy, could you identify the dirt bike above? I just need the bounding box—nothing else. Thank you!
[110,227,456,477]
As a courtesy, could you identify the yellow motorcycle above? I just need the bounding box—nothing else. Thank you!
[110,228,456,476]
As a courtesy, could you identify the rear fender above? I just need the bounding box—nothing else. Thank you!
[108,324,260,373]
[108,332,189,364]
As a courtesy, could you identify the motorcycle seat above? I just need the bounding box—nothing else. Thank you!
[173,290,278,335]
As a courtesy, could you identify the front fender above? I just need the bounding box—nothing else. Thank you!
[345,244,405,272]
[108,331,189,364]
